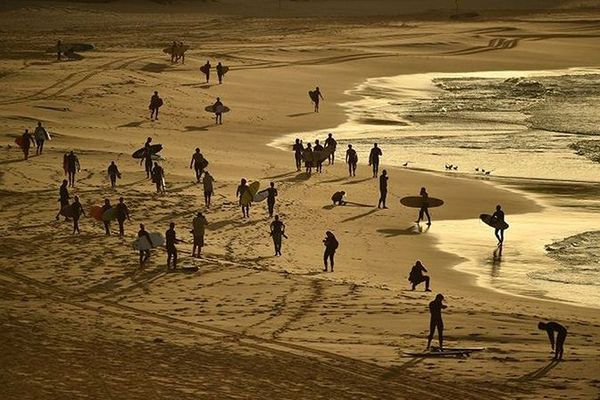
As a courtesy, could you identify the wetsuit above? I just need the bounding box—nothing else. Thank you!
[203,174,214,207]
[34,125,48,155]
[323,235,339,272]
[213,99,223,124]
[293,142,304,171]
[369,147,383,177]
[216,63,224,84]
[191,152,207,182]
[192,216,208,256]
[21,132,34,160]
[324,137,337,165]
[152,165,165,192]
[409,264,430,291]
[314,143,324,173]
[418,192,431,225]
[236,184,249,217]
[492,209,506,244]
[116,203,129,237]
[138,229,152,265]
[65,153,80,187]
[56,183,70,220]
[427,299,446,349]
[267,187,278,217]
[71,200,84,234]
[331,192,344,206]
[270,219,285,256]
[101,203,112,235]
[165,228,178,269]
[107,164,120,187]
[346,148,358,177]
[149,94,162,120]
[378,174,388,208]
[543,322,568,360]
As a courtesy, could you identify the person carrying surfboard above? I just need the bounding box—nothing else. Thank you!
[324,133,337,165]
[101,198,112,235]
[303,143,314,175]
[71,195,85,235]
[369,143,383,178]
[202,171,215,208]
[190,148,208,183]
[491,205,506,245]
[65,151,80,187]
[323,231,339,272]
[216,62,225,84]
[19,129,35,160]
[538,321,568,361]
[151,162,165,193]
[138,224,153,267]
[266,182,278,217]
[201,60,211,83]
[34,122,50,156]
[55,179,70,221]
[345,144,358,177]
[311,86,324,112]
[115,197,130,237]
[107,161,121,188]
[165,222,182,270]
[212,97,224,125]
[416,187,432,225]
[270,215,286,256]
[191,212,208,258]
[140,137,154,179]
[149,91,163,121]
[378,170,388,209]
[236,178,250,218]
[408,260,431,292]
[292,139,304,172]
[314,140,324,173]
[426,294,447,350]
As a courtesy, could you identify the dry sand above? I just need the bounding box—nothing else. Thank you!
[1,1,600,399]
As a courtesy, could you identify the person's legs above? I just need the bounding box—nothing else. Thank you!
[104,221,110,235]
[172,247,178,269]
[144,250,150,263]
[139,250,144,266]
[167,249,172,269]
[329,252,335,271]
[425,209,431,225]
[437,322,444,349]
[268,201,274,217]
[556,332,566,360]
[110,175,116,188]
[73,217,79,234]
[417,208,424,223]
[118,219,124,236]
[323,250,330,271]
[427,319,436,349]
[424,276,431,291]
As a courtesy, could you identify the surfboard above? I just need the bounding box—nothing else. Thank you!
[480,214,509,230]
[312,146,334,165]
[14,137,25,148]
[132,144,163,159]
[219,66,229,75]
[400,196,444,208]
[431,346,486,352]
[132,232,165,251]
[47,43,95,53]
[204,105,230,114]
[102,207,119,222]
[59,204,76,218]
[404,350,474,358]
[308,90,319,103]
[162,44,189,55]
[241,181,260,206]
[200,65,210,74]
[253,189,269,203]
[89,206,104,221]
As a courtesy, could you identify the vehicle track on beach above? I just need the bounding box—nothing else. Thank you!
[0,268,504,400]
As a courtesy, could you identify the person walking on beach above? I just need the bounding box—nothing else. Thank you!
[71,195,85,235]
[140,137,154,179]
[203,171,215,208]
[293,138,304,172]
[212,97,224,125]
[314,140,324,173]
[166,222,181,270]
[270,215,286,256]
[312,86,324,112]
[65,151,80,187]
[416,187,432,225]
[152,162,165,193]
[325,133,337,165]
[492,204,506,246]
[266,182,278,217]
[202,60,211,83]
[538,321,567,360]
[378,169,388,209]
[149,91,163,121]
[138,223,153,267]
[345,144,358,177]
[369,143,383,178]
[304,143,314,175]
[34,122,49,155]
[236,178,250,218]
[409,260,431,292]
[216,62,225,84]
[323,231,339,272]
[115,197,130,237]
[56,179,70,221]
[19,129,35,160]
[192,212,208,258]
[107,161,121,188]
[190,148,208,183]
[101,198,112,235]
[426,294,447,350]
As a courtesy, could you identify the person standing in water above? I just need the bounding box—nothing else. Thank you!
[71,195,85,235]
[140,137,154,180]
[212,97,224,125]
[324,133,337,165]
[20,129,35,160]
[323,231,339,272]
[107,161,121,188]
[492,204,506,246]
[538,321,568,361]
[408,260,431,291]
[270,215,286,256]
[56,179,70,221]
[190,148,207,183]
[416,187,432,225]
[426,294,447,350]
[378,169,388,209]
[293,139,304,172]
[65,151,80,187]
[216,62,225,84]
[115,197,130,237]
[149,91,163,121]
[202,171,215,208]
[191,212,208,258]
[101,198,112,235]
[152,162,165,193]
[313,140,324,173]
[165,222,181,270]
[345,144,358,177]
[266,182,278,217]
[369,143,383,178]
[236,178,250,218]
[312,86,324,112]
[138,223,153,267]
[34,122,49,155]
[202,60,211,83]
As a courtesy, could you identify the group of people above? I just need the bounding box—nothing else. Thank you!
[17,122,50,160]
[201,60,227,84]
[168,41,187,64]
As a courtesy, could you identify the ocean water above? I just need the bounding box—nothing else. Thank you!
[271,68,600,308]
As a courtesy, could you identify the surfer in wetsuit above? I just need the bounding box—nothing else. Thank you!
[332,191,346,206]
[170,41,177,63]
[325,133,337,165]
[213,97,224,125]
[55,179,70,221]
[202,60,211,83]
[140,137,154,179]
[345,144,358,177]
[216,62,224,84]
[409,260,431,291]
[165,222,181,270]
[323,231,338,272]
[266,182,278,217]
[293,139,304,172]
[426,293,447,350]
[378,169,388,209]
[65,151,80,187]
[304,143,314,175]
[151,162,165,193]
[314,140,324,173]
[270,215,286,256]
[369,143,383,178]
[492,205,506,245]
[19,129,35,160]
[538,321,568,361]
[34,122,49,155]
[149,91,163,121]
[107,161,121,188]
[101,198,112,235]
[71,195,85,235]
[115,197,130,237]
[138,223,153,267]
[203,171,215,208]
[192,212,208,258]
[416,187,432,225]
[190,148,207,183]
[236,178,250,218]
[312,86,324,112]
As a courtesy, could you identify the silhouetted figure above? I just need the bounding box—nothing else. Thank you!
[115,197,130,237]
[101,198,112,235]
[170,41,177,63]
[378,169,388,209]
[149,91,163,121]
[56,40,62,61]
[20,129,35,160]
[416,187,431,225]
[293,138,304,172]
[492,204,506,245]
[267,182,278,217]
[152,162,165,193]
[65,151,80,187]
[538,321,567,361]
[192,212,208,258]
[323,231,338,272]
[345,144,358,177]
[55,179,70,221]
[216,62,224,84]
[409,260,431,291]
[312,86,324,112]
[34,122,49,155]
[165,222,181,270]
[190,148,207,183]
[236,178,250,218]
[303,143,314,175]
[140,137,153,179]
[107,161,121,188]
[202,60,211,83]
[213,97,224,125]
[426,294,446,350]
[270,215,286,256]
[138,223,152,266]
[178,41,185,64]
[203,171,215,208]
[71,195,85,235]
[331,191,346,206]
[324,133,337,165]
[369,143,383,178]
[314,140,324,173]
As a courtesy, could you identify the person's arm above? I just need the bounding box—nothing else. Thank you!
[441,304,447,309]
[345,152,349,163]
[80,204,86,217]
[190,156,194,169]
[422,266,428,273]
[319,91,324,100]
[546,329,555,350]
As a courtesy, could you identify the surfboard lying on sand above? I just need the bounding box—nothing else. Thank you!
[400,196,444,208]
[132,144,163,159]
[253,189,269,203]
[204,105,230,114]
[404,349,476,358]
[480,214,509,230]
[241,181,260,206]
[132,232,165,251]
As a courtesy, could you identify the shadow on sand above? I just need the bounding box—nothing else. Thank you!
[377,224,429,237]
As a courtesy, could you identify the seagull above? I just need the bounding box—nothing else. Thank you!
[475,168,479,172]
[402,161,410,167]
[453,166,458,170]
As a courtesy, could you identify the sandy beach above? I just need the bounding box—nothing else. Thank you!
[1,1,600,399]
